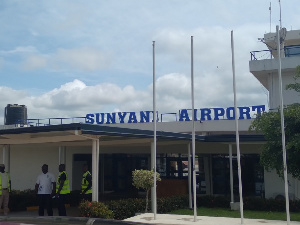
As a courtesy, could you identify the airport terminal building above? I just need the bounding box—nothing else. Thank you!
[1,29,300,201]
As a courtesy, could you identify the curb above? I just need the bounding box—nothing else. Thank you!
[0,216,147,225]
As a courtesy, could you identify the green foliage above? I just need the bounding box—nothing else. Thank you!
[9,189,81,211]
[170,207,300,221]
[105,195,189,220]
[79,195,300,220]
[197,195,230,208]
[243,197,300,213]
[106,198,145,220]
[249,103,300,178]
[286,65,300,92]
[132,169,161,212]
[9,189,37,211]
[132,169,161,191]
[78,200,114,219]
[157,195,189,213]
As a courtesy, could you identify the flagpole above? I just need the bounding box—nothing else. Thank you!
[231,30,244,224]
[191,36,197,222]
[276,25,290,225]
[152,41,157,220]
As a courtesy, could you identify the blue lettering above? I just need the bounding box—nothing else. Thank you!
[118,112,127,123]
[213,108,225,120]
[106,113,116,124]
[95,113,105,124]
[226,107,235,120]
[239,107,251,119]
[128,112,138,123]
[200,108,212,121]
[85,114,95,124]
[252,105,265,115]
[140,111,150,123]
[179,109,190,121]
[85,105,266,124]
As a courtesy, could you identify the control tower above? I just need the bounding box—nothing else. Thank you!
[249,29,300,109]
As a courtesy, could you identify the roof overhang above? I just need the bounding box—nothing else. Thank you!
[0,123,265,147]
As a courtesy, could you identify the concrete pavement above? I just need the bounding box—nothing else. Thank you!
[124,213,300,225]
[1,208,300,225]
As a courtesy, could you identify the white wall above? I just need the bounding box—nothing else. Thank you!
[10,144,59,191]
[6,144,93,191]
[264,170,299,200]
[268,71,300,109]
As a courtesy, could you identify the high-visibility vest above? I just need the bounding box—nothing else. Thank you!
[56,171,70,194]
[81,171,92,194]
[0,172,11,195]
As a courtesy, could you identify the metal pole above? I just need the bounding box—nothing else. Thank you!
[276,25,290,225]
[191,36,197,222]
[231,30,244,224]
[96,139,100,202]
[188,143,192,209]
[152,41,157,219]
[229,144,234,203]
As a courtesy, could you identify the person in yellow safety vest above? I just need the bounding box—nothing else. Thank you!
[0,164,11,216]
[81,164,92,201]
[56,164,70,216]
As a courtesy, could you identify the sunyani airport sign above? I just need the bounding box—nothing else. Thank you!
[85,105,266,125]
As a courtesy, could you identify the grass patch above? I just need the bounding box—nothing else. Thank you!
[169,207,300,221]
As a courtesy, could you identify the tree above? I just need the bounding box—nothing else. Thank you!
[249,65,300,179]
[286,66,300,92]
[132,169,161,213]
[249,104,300,179]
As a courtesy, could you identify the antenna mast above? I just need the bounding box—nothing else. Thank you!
[279,0,282,29]
[269,2,271,32]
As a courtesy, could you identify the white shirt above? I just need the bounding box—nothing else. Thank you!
[0,172,9,188]
[36,172,55,194]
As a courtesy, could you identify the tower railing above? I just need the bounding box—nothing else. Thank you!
[250,44,300,60]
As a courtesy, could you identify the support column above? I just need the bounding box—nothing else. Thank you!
[2,145,10,172]
[92,139,99,202]
[188,143,192,208]
[58,146,66,165]
[203,156,211,195]
[100,156,105,194]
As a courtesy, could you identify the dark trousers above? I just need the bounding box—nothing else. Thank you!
[82,193,92,202]
[37,194,53,216]
[57,194,67,216]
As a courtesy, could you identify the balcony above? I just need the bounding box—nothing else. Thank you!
[250,45,300,61]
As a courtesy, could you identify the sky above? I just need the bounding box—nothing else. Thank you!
[0,0,299,124]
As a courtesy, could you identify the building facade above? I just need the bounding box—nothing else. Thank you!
[0,28,300,201]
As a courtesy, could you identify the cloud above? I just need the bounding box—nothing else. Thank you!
[22,55,47,70]
[30,79,147,117]
[20,47,111,72]
[55,47,111,71]
[0,67,269,124]
[0,46,38,54]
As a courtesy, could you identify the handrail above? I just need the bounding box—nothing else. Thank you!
[250,50,273,60]
[251,45,300,61]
